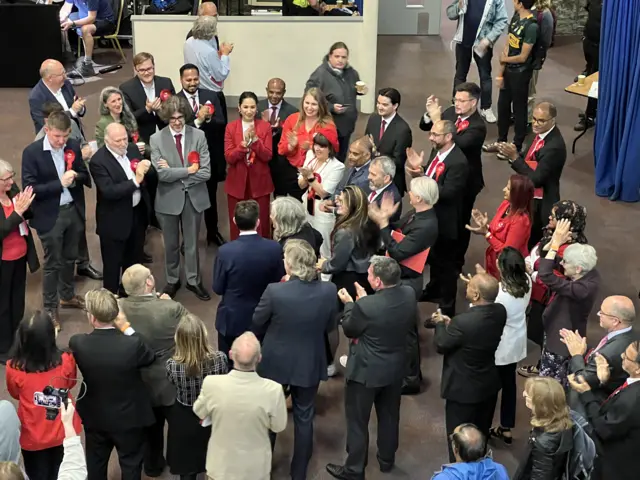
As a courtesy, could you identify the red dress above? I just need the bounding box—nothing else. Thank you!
[485,200,532,279]
[224,118,274,240]
[277,113,339,168]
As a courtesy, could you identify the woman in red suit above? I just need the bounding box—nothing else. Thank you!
[466,174,534,279]
[224,91,273,240]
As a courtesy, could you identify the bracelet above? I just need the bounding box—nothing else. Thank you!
[71,21,76,28]
[495,76,503,80]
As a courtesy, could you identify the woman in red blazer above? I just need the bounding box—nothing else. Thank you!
[467,174,534,279]
[224,91,274,240]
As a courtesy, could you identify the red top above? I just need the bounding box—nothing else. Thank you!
[277,113,339,168]
[485,200,531,279]
[1,202,27,261]
[6,352,83,451]
[224,118,274,199]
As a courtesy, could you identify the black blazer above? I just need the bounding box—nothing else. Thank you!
[0,184,40,273]
[365,113,413,194]
[343,285,417,387]
[372,181,403,224]
[435,303,507,403]
[424,144,469,240]
[513,427,573,480]
[69,329,156,431]
[254,278,337,387]
[21,138,91,234]
[28,79,86,135]
[279,222,323,259]
[420,107,486,197]
[89,143,151,241]
[119,75,176,144]
[510,126,567,223]
[578,381,640,480]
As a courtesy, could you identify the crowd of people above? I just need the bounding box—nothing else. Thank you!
[1,0,637,480]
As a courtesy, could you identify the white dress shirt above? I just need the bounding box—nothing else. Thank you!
[106,147,141,207]
[368,182,392,203]
[426,143,455,179]
[43,136,74,205]
[239,231,258,236]
[141,80,156,102]
[45,83,77,118]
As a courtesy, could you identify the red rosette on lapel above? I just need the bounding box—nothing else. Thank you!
[187,151,200,165]
[308,172,322,198]
[435,163,445,181]
[131,131,140,143]
[159,89,171,102]
[130,158,140,173]
[206,104,215,115]
[456,119,469,134]
[64,149,75,171]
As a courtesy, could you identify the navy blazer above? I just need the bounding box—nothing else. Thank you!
[28,79,86,134]
[21,138,91,234]
[213,234,285,338]
[254,278,337,387]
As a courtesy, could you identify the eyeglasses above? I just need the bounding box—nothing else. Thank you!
[597,310,619,320]
[429,132,446,138]
[169,116,185,123]
[0,173,15,182]
[136,66,154,74]
[454,98,473,104]
[532,116,552,124]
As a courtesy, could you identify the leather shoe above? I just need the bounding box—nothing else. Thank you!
[162,281,181,298]
[208,231,226,247]
[187,283,211,301]
[401,384,421,395]
[419,290,441,303]
[142,252,153,264]
[326,464,361,480]
[76,265,103,280]
[60,295,85,310]
[423,318,437,329]
[46,309,61,333]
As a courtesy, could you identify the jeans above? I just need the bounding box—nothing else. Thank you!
[453,43,494,110]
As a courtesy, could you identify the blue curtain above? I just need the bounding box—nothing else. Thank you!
[594,0,640,202]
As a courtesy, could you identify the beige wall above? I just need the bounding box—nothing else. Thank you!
[131,0,379,113]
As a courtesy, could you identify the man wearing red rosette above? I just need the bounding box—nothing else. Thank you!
[21,112,91,330]
[151,96,212,301]
[406,120,468,318]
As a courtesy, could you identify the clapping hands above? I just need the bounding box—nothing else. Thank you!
[465,209,489,235]
[13,186,35,216]
[425,95,442,122]
[405,147,424,177]
[559,329,587,357]
[368,192,399,228]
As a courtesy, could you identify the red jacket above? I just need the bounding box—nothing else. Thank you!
[485,200,531,278]
[6,352,83,451]
[277,113,339,168]
[224,118,274,199]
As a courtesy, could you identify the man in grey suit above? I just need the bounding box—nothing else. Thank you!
[257,78,300,198]
[119,264,187,477]
[150,95,212,301]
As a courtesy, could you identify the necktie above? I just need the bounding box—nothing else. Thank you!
[525,135,542,162]
[606,380,629,402]
[368,191,376,203]
[379,119,386,141]
[174,134,185,165]
[585,335,609,361]
[191,96,198,113]
[425,154,441,178]
[270,106,278,124]
[455,117,461,128]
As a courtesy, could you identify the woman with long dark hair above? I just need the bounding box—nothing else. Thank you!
[5,311,82,480]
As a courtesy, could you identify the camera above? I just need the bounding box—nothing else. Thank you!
[38,386,69,420]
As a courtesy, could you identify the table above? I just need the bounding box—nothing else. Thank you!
[565,71,598,154]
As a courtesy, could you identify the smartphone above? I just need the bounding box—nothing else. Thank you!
[34,392,62,409]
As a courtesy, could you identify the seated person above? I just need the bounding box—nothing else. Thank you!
[146,0,194,15]
[59,0,116,77]
[282,0,321,15]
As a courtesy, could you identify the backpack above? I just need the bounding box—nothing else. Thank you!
[538,8,558,47]
[151,0,177,12]
[564,411,596,480]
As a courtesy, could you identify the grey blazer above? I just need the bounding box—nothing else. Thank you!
[119,294,188,407]
[150,125,211,215]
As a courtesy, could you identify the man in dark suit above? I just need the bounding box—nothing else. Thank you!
[433,273,506,462]
[177,63,226,246]
[120,264,187,477]
[213,200,285,357]
[420,82,487,269]
[254,239,336,480]
[257,78,300,198]
[70,288,156,480]
[21,112,91,329]
[406,120,469,317]
[497,101,567,249]
[364,87,412,194]
[326,257,416,479]
[367,155,402,223]
[89,123,152,295]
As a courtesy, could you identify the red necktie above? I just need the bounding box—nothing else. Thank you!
[270,106,278,124]
[425,154,441,178]
[606,380,629,402]
[191,96,198,113]
[455,117,461,128]
[525,135,542,162]
[585,335,609,361]
[368,191,376,202]
[379,119,386,141]
[174,133,185,165]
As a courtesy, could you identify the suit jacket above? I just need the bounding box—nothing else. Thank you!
[435,303,507,403]
[28,79,86,135]
[254,278,337,387]
[213,234,285,338]
[150,125,211,215]
[579,381,640,480]
[69,329,156,431]
[510,126,567,223]
[21,138,91,234]
[420,107,486,197]
[333,161,371,199]
[119,295,187,407]
[424,145,469,240]
[365,113,413,193]
[89,143,151,240]
[119,75,176,143]
[257,98,298,159]
[372,182,402,223]
[193,370,287,480]
[178,87,226,182]
[568,328,637,413]
[0,183,40,273]
[343,285,417,387]
[224,119,274,199]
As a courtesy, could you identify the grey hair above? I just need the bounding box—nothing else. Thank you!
[563,244,598,274]
[371,155,396,180]
[441,120,456,135]
[284,239,318,282]
[191,15,218,40]
[230,332,261,370]
[0,159,15,177]
[271,196,306,241]
[410,176,439,206]
[369,255,401,286]
[99,86,138,134]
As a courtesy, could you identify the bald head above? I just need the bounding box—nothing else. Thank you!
[451,424,487,462]
[267,78,285,90]
[230,332,261,370]
[104,122,129,156]
[198,1,218,16]
[121,264,152,296]
[603,296,636,325]
[40,60,66,90]
[470,273,499,303]
[535,101,557,118]
[266,78,286,106]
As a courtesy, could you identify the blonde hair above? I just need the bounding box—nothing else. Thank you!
[84,288,119,324]
[296,87,334,129]
[173,314,215,376]
[0,463,24,480]
[122,264,152,296]
[284,239,317,281]
[525,377,573,432]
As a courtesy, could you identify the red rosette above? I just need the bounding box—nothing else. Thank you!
[206,104,215,115]
[435,163,445,181]
[159,89,171,102]
[131,131,140,143]
[456,120,469,133]
[187,151,200,165]
[130,159,140,173]
[248,151,256,165]
[64,149,75,171]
